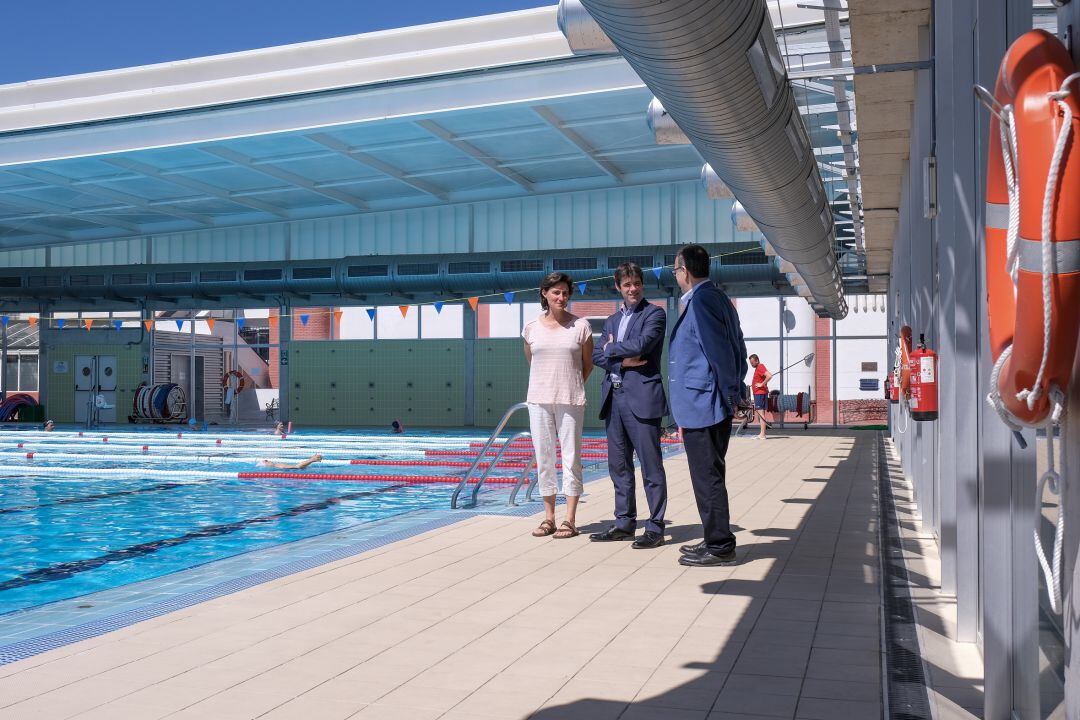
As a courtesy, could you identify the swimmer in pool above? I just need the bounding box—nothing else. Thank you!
[255,454,322,470]
[43,420,55,432]
[391,419,404,434]
[273,422,285,435]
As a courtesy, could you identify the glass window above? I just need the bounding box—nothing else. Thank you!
[377,306,418,339]
[4,354,17,392]
[19,353,38,392]
[337,307,375,340]
[736,297,780,338]
[420,305,463,339]
[836,294,888,336]
[483,304,521,339]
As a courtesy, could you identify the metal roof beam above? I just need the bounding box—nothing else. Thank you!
[6,166,213,228]
[104,157,290,219]
[415,119,534,192]
[306,133,449,202]
[531,105,624,182]
[202,146,370,212]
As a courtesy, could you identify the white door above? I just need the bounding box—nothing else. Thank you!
[74,355,95,423]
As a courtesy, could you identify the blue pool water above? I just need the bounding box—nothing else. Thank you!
[0,427,573,617]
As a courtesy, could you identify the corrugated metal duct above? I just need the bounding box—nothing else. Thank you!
[558,0,847,318]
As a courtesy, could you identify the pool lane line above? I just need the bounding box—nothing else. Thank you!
[0,480,211,516]
[0,483,409,594]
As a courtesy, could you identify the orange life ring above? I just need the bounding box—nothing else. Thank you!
[898,325,913,398]
[984,30,1080,426]
[221,370,246,394]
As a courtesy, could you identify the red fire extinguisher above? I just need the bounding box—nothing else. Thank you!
[908,334,938,421]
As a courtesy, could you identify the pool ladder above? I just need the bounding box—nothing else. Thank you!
[450,402,538,509]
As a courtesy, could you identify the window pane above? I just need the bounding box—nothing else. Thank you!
[377,306,418,339]
[421,305,463,339]
[734,297,780,338]
[4,354,16,392]
[836,337,888,425]
[836,294,888,336]
[338,307,375,340]
[20,353,38,391]
[483,304,520,339]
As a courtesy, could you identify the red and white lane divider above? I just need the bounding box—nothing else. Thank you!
[5,464,515,484]
[426,449,607,460]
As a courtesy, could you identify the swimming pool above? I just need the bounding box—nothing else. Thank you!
[0,426,621,660]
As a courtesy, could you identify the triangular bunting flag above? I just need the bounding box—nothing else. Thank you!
[143,319,153,332]
[333,310,343,325]
[398,305,409,318]
[365,308,376,322]
[206,317,216,332]
[1,316,8,327]
[57,319,65,330]
[84,319,94,331]
[652,266,663,280]
[27,316,37,328]
[175,320,184,332]
[503,292,514,304]
[468,297,479,311]
[434,302,444,314]
[236,318,245,330]
[577,282,586,295]
[114,320,122,331]
[268,316,279,331]
[299,314,309,327]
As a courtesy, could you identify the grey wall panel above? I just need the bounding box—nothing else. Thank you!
[0,247,46,267]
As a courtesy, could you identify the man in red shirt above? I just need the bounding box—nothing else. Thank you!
[749,354,772,440]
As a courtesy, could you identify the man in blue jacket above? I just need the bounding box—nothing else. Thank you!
[668,244,748,566]
[590,263,669,549]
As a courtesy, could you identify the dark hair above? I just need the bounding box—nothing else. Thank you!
[539,272,574,310]
[749,354,759,363]
[614,262,644,286]
[676,244,711,280]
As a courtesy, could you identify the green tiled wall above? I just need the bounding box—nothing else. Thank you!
[45,344,142,423]
[290,341,465,427]
[473,339,605,430]
[290,337,666,429]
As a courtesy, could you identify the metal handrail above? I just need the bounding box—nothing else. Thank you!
[472,430,533,507]
[450,401,530,509]
[507,455,537,507]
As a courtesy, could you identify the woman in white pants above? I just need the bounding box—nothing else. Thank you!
[523,272,594,539]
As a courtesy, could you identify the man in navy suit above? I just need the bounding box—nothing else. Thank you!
[668,244,748,566]
[590,262,669,549]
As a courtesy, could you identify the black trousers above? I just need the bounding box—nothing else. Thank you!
[681,417,736,555]
[606,388,667,534]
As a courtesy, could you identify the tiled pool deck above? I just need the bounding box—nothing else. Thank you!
[0,432,889,719]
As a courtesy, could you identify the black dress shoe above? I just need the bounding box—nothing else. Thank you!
[631,531,664,549]
[679,540,707,555]
[678,550,738,567]
[589,527,635,542]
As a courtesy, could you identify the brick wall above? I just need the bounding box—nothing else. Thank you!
[811,317,833,424]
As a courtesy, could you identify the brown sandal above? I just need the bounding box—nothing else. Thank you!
[532,519,556,537]
[553,520,580,539]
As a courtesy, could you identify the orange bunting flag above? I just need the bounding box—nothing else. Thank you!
[27,316,37,328]
[206,317,216,332]
[84,319,94,331]
[268,315,279,330]
[333,309,343,324]
[143,320,153,332]
[398,305,409,318]
[468,297,480,311]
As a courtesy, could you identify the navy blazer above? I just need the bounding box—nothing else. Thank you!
[667,282,747,429]
[592,300,668,421]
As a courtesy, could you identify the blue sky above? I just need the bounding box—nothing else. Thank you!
[1,0,548,84]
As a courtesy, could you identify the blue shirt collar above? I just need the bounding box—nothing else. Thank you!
[680,278,710,304]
